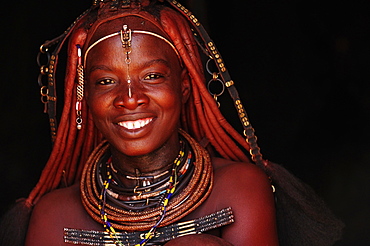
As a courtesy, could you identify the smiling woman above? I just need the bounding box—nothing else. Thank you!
[0,1,343,246]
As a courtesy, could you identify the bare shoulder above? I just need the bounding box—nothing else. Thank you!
[35,183,80,205]
[210,157,279,246]
[28,184,82,222]
[212,157,272,192]
[25,184,99,246]
[211,157,275,211]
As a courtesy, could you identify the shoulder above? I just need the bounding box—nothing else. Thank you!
[25,184,99,246]
[210,157,274,208]
[212,157,273,194]
[29,184,82,221]
[37,183,80,204]
[210,157,279,245]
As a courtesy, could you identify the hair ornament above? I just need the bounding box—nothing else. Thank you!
[206,59,225,108]
[84,29,179,66]
[165,0,264,165]
[76,45,84,130]
[121,24,133,98]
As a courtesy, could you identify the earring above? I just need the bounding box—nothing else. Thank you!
[76,45,84,130]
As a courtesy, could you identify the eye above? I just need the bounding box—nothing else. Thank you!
[144,74,163,80]
[97,79,115,85]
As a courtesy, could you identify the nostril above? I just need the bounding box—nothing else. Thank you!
[113,95,125,108]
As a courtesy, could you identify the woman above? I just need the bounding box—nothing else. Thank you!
[1,1,343,245]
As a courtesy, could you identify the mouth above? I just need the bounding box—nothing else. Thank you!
[117,117,153,130]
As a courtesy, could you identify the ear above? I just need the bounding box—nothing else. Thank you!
[180,68,191,103]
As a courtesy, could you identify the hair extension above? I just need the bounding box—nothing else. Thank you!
[160,8,251,162]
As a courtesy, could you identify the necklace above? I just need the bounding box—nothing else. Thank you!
[64,207,234,245]
[80,129,213,245]
[99,143,191,245]
[99,138,192,209]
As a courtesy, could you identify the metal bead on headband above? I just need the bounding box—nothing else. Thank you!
[121,25,133,98]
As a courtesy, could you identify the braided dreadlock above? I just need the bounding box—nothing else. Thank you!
[0,1,343,246]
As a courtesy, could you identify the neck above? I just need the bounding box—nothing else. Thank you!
[109,134,181,188]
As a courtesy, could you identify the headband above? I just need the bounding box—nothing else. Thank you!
[84,25,180,66]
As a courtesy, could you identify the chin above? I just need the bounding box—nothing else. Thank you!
[110,132,179,158]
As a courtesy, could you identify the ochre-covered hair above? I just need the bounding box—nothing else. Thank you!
[0,1,344,246]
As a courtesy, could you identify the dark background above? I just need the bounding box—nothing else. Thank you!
[1,0,369,245]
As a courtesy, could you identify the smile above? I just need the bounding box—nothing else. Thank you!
[117,117,153,130]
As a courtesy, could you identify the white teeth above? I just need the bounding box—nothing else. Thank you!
[118,118,153,130]
[134,121,141,129]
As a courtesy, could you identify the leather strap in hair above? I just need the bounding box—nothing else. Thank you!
[37,8,93,143]
[165,0,264,165]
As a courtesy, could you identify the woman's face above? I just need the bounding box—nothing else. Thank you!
[85,17,189,157]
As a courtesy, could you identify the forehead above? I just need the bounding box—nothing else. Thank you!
[84,16,181,68]
[86,35,178,67]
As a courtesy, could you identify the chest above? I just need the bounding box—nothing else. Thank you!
[56,162,235,245]
[59,189,231,245]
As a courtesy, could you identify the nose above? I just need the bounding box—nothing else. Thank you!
[113,82,148,110]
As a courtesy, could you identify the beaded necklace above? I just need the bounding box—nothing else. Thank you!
[98,139,192,210]
[99,141,191,245]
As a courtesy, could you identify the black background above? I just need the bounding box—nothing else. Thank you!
[1,0,369,245]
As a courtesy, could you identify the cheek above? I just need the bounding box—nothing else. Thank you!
[86,91,111,120]
[151,85,183,111]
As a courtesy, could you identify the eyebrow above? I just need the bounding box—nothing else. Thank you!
[142,59,170,68]
[89,65,113,73]
[89,59,171,73]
